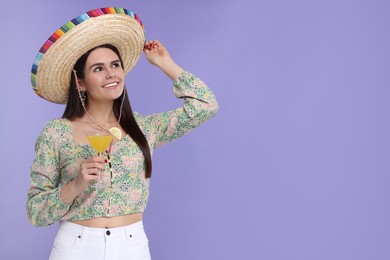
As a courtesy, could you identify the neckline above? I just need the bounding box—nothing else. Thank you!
[61,118,128,147]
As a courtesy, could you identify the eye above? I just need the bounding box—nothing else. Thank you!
[112,62,121,68]
[93,66,103,72]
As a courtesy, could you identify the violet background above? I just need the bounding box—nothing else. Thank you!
[1,0,390,259]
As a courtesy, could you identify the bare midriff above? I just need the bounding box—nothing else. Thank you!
[72,213,143,228]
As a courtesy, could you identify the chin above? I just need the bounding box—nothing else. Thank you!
[114,92,124,100]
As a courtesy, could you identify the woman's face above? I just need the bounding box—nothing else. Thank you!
[80,47,125,103]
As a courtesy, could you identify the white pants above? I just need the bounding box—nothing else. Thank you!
[49,221,151,260]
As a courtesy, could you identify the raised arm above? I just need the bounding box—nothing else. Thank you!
[138,40,219,148]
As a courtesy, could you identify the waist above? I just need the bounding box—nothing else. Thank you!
[72,213,143,228]
[58,219,145,239]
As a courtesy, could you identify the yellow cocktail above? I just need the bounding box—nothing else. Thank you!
[87,135,113,153]
[86,133,113,188]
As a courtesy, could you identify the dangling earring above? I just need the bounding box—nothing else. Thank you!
[73,69,87,104]
[80,91,86,102]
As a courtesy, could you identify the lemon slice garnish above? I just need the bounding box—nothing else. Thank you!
[108,127,122,140]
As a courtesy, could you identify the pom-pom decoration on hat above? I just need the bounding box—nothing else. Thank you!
[31,7,145,104]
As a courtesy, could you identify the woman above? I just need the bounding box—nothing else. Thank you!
[26,7,218,260]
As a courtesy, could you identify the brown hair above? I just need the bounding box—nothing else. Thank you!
[62,44,152,178]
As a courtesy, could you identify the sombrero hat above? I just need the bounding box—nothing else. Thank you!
[31,7,145,104]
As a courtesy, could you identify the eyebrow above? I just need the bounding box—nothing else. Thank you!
[89,60,121,70]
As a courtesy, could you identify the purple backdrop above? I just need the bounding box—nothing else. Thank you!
[1,0,390,259]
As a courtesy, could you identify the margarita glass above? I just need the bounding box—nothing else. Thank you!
[86,132,113,188]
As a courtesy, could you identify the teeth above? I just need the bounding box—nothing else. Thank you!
[104,82,118,88]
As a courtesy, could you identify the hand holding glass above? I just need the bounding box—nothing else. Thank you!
[86,133,113,188]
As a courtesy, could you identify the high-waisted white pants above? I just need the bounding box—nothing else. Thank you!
[49,221,151,260]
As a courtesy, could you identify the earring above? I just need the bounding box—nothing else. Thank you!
[81,91,86,102]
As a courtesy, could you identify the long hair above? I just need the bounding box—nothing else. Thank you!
[62,44,152,178]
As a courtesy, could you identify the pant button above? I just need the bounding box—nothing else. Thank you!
[106,230,111,235]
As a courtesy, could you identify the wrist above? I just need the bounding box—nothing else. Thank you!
[157,58,184,81]
[155,56,175,69]
[61,178,85,202]
[73,176,89,192]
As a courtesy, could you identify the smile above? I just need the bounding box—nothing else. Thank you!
[102,82,119,88]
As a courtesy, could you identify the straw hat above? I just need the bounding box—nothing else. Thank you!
[31,7,145,104]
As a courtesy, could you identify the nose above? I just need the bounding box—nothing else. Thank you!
[105,67,115,79]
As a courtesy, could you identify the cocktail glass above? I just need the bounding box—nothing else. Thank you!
[86,132,113,188]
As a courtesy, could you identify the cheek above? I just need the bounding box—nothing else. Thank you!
[84,75,103,89]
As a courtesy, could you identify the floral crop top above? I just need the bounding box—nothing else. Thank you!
[26,71,219,227]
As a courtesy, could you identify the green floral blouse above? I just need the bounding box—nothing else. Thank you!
[26,71,219,227]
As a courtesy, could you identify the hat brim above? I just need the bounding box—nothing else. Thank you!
[31,8,145,104]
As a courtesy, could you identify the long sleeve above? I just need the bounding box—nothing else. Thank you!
[137,71,219,148]
[26,122,72,227]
